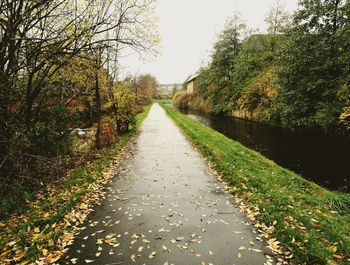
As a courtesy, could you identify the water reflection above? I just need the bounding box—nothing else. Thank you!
[175,106,350,192]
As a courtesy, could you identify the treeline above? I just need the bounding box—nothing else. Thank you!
[176,0,350,134]
[0,0,158,214]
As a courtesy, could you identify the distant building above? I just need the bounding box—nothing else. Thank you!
[186,74,199,94]
[156,83,181,98]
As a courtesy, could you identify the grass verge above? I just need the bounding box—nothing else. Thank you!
[161,103,350,265]
[0,104,152,264]
[153,98,173,104]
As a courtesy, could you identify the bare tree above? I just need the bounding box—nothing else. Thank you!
[265,0,290,35]
[0,0,159,186]
[85,0,159,148]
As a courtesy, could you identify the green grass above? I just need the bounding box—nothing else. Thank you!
[153,98,173,104]
[161,104,350,265]
[0,104,152,263]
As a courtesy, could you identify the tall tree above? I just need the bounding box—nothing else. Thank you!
[0,0,159,189]
[201,13,246,113]
[276,0,349,131]
[265,0,290,35]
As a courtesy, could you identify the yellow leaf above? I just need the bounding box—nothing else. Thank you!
[7,241,16,247]
[329,245,337,253]
[44,213,50,218]
[327,260,339,265]
[48,240,55,247]
[42,248,48,256]
[34,227,40,233]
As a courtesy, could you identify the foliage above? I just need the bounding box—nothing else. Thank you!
[265,0,291,35]
[49,58,109,120]
[162,104,350,265]
[173,89,212,114]
[28,103,76,157]
[115,82,139,134]
[0,0,159,216]
[178,0,350,134]
[192,14,247,113]
[0,106,151,264]
[131,74,158,106]
[173,90,191,109]
[236,69,278,119]
[195,32,279,117]
[234,34,278,88]
[276,0,350,132]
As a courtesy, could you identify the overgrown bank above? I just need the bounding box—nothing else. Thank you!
[161,104,350,265]
[174,0,350,134]
[0,105,151,264]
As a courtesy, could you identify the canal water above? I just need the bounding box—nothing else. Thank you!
[175,107,350,192]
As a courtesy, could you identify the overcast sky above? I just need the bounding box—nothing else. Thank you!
[118,0,299,84]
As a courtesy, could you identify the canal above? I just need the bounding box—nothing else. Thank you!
[175,107,350,192]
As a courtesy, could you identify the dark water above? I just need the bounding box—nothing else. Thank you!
[175,106,350,192]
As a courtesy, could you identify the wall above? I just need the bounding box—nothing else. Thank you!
[231,109,260,121]
[187,81,194,94]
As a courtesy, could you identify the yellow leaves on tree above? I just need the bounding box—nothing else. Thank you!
[236,69,278,118]
[114,82,138,135]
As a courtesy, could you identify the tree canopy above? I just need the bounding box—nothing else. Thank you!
[184,0,349,134]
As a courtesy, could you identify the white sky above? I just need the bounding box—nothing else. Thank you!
[118,0,299,84]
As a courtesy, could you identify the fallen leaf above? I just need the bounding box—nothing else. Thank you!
[329,246,337,253]
[149,251,156,259]
[251,248,262,253]
[47,240,55,247]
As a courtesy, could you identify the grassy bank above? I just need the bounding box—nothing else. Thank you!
[153,98,172,104]
[161,104,350,265]
[173,90,212,113]
[0,105,151,264]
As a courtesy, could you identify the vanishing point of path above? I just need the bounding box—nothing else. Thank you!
[62,104,275,265]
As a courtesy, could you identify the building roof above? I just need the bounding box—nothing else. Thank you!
[186,74,199,83]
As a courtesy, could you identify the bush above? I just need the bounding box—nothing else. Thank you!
[29,103,77,156]
[173,90,190,109]
[115,87,138,134]
[0,103,77,216]
[236,69,278,119]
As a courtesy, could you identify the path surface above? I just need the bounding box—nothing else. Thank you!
[62,104,274,265]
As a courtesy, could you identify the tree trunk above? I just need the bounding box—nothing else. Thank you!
[332,0,340,36]
[25,73,34,130]
[95,70,101,149]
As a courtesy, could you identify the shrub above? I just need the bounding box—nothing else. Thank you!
[236,69,278,119]
[28,103,77,156]
[115,87,138,134]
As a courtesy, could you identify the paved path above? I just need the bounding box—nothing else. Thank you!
[62,103,274,265]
